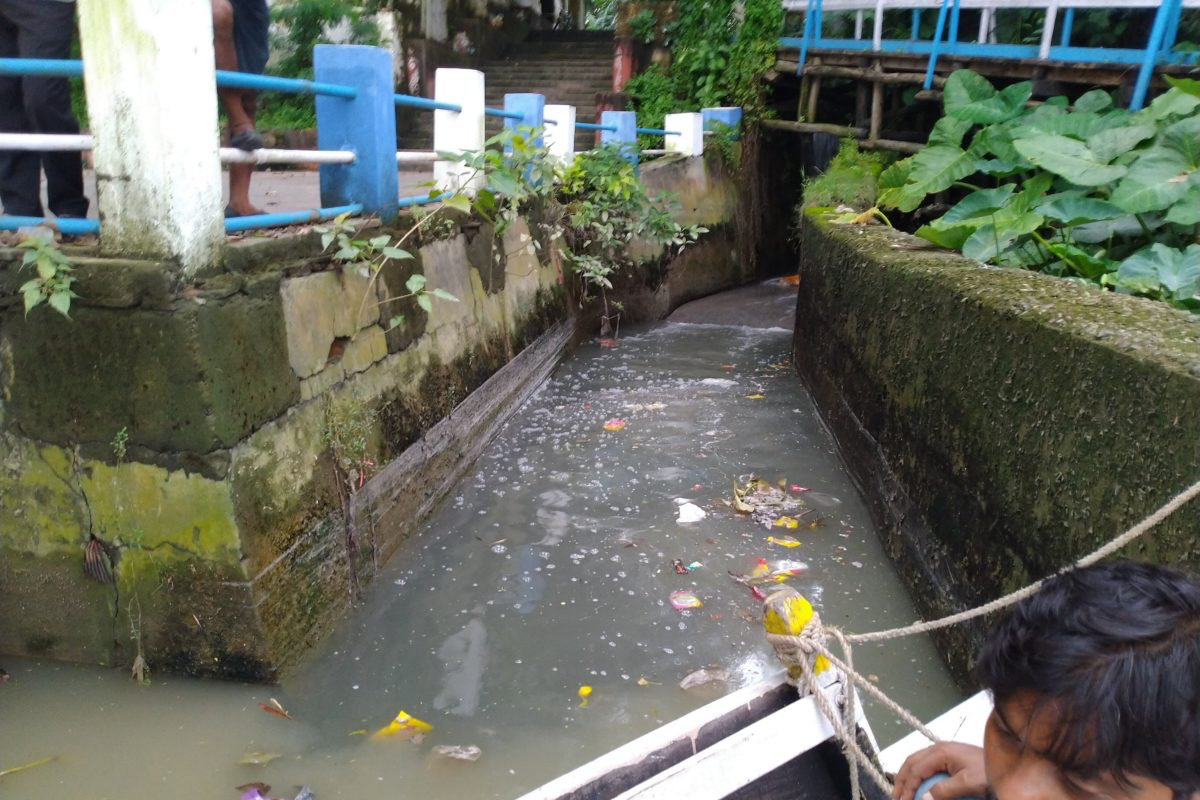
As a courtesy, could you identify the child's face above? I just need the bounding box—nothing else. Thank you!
[983,691,1181,800]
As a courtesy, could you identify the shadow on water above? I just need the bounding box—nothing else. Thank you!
[0,319,962,800]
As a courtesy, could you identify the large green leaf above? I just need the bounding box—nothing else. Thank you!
[1110,148,1198,214]
[1042,240,1116,280]
[1165,76,1200,98]
[933,186,1016,227]
[1114,243,1200,299]
[1012,135,1127,186]
[905,144,983,198]
[1088,123,1156,165]
[961,211,1043,262]
[927,116,975,148]
[1145,87,1200,121]
[945,72,1031,124]
[1036,195,1124,226]
[974,122,1024,164]
[1073,89,1113,113]
[1165,186,1200,226]
[1024,111,1107,140]
[915,223,972,250]
[876,158,923,211]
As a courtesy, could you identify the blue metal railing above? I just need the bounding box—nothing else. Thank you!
[0,48,725,239]
[485,107,525,120]
[0,58,358,98]
[780,0,1198,109]
[395,93,461,112]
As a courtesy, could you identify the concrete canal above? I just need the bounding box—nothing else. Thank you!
[0,283,961,800]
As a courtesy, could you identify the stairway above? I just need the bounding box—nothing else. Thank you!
[483,33,614,152]
[396,32,614,155]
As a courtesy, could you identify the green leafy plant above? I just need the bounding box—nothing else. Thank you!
[629,9,659,44]
[18,236,77,319]
[315,212,458,333]
[876,69,1200,312]
[559,144,705,334]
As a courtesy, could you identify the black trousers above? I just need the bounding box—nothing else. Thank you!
[0,0,88,218]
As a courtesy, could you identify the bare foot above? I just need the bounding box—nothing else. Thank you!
[226,201,265,217]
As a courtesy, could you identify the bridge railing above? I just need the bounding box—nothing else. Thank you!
[0,29,739,276]
[780,0,1200,109]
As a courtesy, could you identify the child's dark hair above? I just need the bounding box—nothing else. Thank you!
[977,560,1200,799]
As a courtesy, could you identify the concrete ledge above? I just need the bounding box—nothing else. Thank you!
[793,214,1200,680]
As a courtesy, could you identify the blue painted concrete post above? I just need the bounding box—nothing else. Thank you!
[923,0,953,89]
[702,107,743,141]
[503,93,546,153]
[1059,8,1075,47]
[314,44,399,221]
[601,110,637,166]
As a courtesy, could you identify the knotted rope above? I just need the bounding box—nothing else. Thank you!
[762,475,1200,800]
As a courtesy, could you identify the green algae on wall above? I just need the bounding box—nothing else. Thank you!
[793,214,1200,681]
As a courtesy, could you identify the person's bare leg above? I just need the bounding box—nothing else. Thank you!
[211,0,254,137]
[227,92,263,216]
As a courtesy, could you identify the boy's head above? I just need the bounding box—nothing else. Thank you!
[976,560,1200,800]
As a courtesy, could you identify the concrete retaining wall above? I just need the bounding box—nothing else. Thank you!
[793,213,1200,680]
[0,153,750,680]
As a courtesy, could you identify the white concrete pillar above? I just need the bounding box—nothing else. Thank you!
[77,0,224,275]
[665,112,704,157]
[433,68,485,194]
[544,104,577,163]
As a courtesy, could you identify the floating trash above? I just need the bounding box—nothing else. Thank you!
[773,516,800,529]
[577,685,593,708]
[372,709,433,741]
[767,535,801,548]
[670,590,703,610]
[672,559,689,574]
[238,752,282,767]
[679,667,729,690]
[434,745,482,762]
[602,419,626,432]
[676,501,706,523]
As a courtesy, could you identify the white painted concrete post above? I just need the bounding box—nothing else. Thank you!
[77,0,224,275]
[544,104,577,163]
[665,113,704,157]
[433,68,485,194]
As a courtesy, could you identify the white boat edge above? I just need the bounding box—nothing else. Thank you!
[877,690,993,773]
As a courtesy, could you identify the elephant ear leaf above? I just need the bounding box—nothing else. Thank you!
[1013,135,1126,186]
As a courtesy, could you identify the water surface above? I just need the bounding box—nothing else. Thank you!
[0,320,962,800]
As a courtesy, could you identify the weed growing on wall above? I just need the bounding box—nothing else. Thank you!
[875,69,1200,313]
[17,236,77,319]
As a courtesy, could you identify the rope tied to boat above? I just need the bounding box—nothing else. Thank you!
[762,474,1200,800]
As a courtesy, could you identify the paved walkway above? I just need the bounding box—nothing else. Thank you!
[46,168,434,220]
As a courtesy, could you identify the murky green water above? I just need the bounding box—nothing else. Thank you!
[0,320,962,800]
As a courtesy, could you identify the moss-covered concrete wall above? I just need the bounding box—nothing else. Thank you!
[793,214,1200,681]
[0,154,746,681]
[0,211,567,681]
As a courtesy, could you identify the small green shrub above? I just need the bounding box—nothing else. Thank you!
[802,139,887,209]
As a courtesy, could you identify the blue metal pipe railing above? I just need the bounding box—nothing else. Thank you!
[395,93,461,112]
[576,121,618,132]
[0,57,357,98]
[0,215,99,235]
[398,192,443,209]
[484,107,524,120]
[224,203,362,233]
[635,127,681,136]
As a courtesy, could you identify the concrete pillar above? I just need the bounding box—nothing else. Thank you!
[434,68,485,194]
[503,92,545,151]
[665,112,703,157]
[314,44,399,221]
[77,0,224,275]
[600,110,637,166]
[544,104,577,163]
[702,107,743,140]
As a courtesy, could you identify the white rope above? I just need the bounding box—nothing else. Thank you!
[846,476,1200,644]
[763,476,1200,798]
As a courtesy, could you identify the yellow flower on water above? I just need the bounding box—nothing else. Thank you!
[774,516,800,529]
[767,535,802,548]
[578,685,593,708]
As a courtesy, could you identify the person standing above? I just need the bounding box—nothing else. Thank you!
[212,0,269,217]
[0,0,89,222]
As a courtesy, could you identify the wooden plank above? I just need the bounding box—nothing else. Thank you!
[609,695,838,800]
